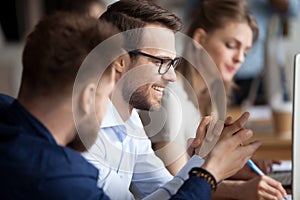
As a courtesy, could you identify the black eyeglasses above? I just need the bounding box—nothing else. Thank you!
[130,50,181,75]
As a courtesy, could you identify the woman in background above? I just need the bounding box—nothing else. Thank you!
[140,0,286,199]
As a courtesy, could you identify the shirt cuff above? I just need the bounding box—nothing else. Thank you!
[175,155,205,180]
[142,155,204,199]
[142,177,184,200]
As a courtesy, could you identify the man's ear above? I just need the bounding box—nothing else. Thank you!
[113,53,130,82]
[193,28,207,46]
[80,83,96,115]
[113,54,129,73]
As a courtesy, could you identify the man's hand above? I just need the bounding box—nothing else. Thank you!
[212,177,287,200]
[187,114,213,157]
[187,112,250,157]
[238,176,287,200]
[201,128,261,182]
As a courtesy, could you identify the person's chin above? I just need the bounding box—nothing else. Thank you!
[222,74,234,82]
[149,100,162,111]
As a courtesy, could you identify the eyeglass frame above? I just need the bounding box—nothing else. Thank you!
[129,50,181,75]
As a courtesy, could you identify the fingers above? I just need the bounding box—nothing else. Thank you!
[230,129,261,163]
[264,160,274,174]
[189,113,214,157]
[187,137,201,157]
[258,176,287,200]
[223,112,250,138]
[186,138,195,148]
[265,176,287,198]
[195,115,213,140]
[240,141,262,159]
[224,116,233,126]
[253,159,274,174]
[203,129,260,181]
[261,161,272,174]
[230,128,253,146]
[273,160,282,165]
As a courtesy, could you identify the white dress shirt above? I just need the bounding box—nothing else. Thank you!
[83,101,204,200]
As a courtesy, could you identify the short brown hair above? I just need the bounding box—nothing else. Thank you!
[100,0,181,55]
[20,12,118,98]
[100,0,182,32]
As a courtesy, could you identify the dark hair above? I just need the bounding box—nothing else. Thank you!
[100,0,182,57]
[100,0,182,32]
[20,12,118,98]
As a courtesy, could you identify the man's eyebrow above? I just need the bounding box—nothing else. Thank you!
[160,56,173,59]
[155,53,177,60]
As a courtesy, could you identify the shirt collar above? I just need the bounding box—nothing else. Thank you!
[101,100,143,130]
[101,100,124,128]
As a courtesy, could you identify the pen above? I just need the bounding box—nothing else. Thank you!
[247,159,288,200]
[247,159,265,176]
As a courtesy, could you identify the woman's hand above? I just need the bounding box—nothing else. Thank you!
[238,176,287,200]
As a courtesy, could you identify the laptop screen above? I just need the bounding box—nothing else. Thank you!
[292,53,300,199]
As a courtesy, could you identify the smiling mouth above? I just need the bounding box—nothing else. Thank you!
[152,85,164,96]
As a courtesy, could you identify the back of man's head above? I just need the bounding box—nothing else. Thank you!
[19,12,118,100]
[100,0,181,32]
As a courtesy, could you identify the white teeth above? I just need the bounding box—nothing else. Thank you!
[152,86,164,92]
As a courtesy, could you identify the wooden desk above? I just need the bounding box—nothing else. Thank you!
[251,131,292,160]
[227,106,292,160]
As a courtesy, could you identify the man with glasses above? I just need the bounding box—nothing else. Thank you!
[83,0,260,199]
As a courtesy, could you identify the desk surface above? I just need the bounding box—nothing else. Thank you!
[227,106,292,160]
[251,131,292,160]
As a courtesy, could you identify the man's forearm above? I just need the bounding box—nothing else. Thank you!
[211,180,245,200]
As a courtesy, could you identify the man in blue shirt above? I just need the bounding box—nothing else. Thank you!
[0,9,262,200]
[0,12,117,200]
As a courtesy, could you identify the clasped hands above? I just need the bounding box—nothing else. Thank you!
[187,112,261,182]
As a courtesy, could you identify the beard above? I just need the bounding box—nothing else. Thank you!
[122,83,161,111]
[129,86,152,111]
[67,114,99,152]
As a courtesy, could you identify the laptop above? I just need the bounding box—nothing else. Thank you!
[269,53,300,199]
[270,160,292,188]
[292,53,300,200]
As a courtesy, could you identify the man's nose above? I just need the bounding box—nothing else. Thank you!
[162,66,176,82]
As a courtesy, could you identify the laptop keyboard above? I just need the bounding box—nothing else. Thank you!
[270,171,292,187]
